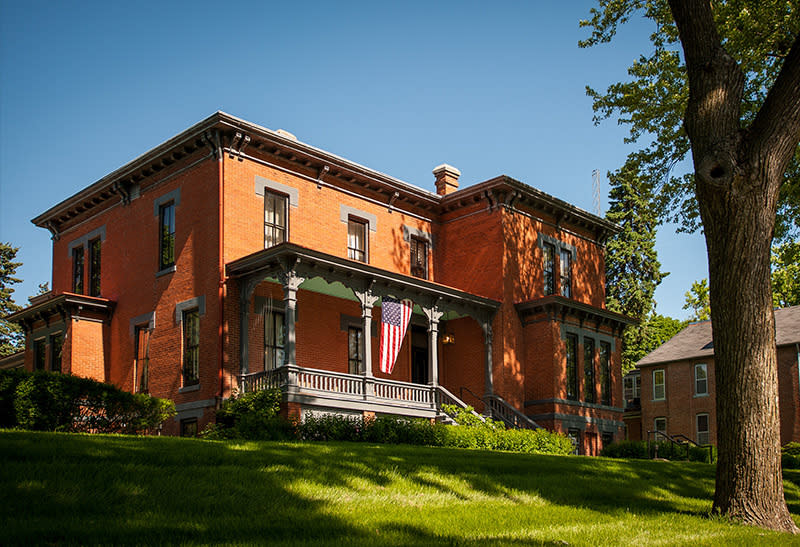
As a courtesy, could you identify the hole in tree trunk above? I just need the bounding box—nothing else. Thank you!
[710,165,725,178]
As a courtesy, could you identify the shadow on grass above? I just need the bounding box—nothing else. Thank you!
[0,431,787,545]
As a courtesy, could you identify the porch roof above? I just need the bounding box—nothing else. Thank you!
[515,294,636,336]
[6,292,115,331]
[226,243,501,321]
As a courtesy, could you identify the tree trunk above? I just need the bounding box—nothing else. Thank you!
[668,0,800,533]
[698,170,797,532]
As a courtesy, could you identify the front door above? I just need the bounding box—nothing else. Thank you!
[411,325,428,384]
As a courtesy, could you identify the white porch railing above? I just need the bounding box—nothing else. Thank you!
[239,365,439,412]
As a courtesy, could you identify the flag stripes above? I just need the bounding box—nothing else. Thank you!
[379,297,413,374]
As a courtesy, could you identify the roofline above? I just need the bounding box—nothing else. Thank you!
[32,111,441,230]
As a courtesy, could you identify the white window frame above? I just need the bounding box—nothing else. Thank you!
[696,413,710,445]
[654,417,667,435]
[694,363,708,396]
[653,369,666,401]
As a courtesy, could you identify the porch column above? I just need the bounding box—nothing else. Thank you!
[239,275,260,375]
[354,287,380,379]
[483,321,494,397]
[280,270,304,366]
[428,317,439,386]
[423,304,444,387]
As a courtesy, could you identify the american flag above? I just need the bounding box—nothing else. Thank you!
[379,296,413,374]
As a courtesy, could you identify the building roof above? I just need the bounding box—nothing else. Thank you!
[637,305,800,367]
[31,112,619,243]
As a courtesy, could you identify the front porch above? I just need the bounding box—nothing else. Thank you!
[226,243,503,421]
[240,364,470,419]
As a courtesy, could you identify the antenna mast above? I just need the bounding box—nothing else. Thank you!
[592,169,602,216]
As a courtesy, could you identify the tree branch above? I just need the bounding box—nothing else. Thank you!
[747,35,800,178]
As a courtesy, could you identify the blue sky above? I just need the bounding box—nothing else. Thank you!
[0,0,707,319]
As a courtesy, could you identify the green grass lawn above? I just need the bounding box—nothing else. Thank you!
[2,431,800,546]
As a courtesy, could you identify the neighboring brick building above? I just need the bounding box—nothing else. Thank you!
[626,305,800,446]
[7,112,632,453]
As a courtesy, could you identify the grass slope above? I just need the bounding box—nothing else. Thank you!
[2,431,800,546]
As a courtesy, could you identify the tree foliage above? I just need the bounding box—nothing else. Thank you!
[605,160,669,372]
[771,240,800,308]
[0,243,23,357]
[580,0,800,241]
[683,278,711,321]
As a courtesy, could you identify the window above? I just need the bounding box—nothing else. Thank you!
[264,310,285,371]
[600,342,611,405]
[566,334,578,401]
[50,332,63,373]
[695,363,708,396]
[347,217,368,262]
[567,428,581,455]
[182,309,199,386]
[180,418,198,437]
[264,191,288,248]
[89,238,101,296]
[653,369,666,401]
[159,201,176,270]
[560,248,572,297]
[696,413,710,445]
[601,432,614,450]
[543,243,555,295]
[72,246,84,294]
[583,338,595,403]
[623,373,641,404]
[348,327,363,374]
[135,325,151,393]
[410,237,428,279]
[654,417,667,436]
[33,338,46,371]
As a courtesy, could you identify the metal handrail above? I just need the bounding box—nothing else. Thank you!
[485,394,541,430]
[458,386,487,414]
[647,430,714,463]
[437,385,486,423]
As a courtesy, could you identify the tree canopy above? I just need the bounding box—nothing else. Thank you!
[0,243,23,357]
[580,0,800,241]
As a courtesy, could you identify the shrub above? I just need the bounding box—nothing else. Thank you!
[782,442,800,469]
[203,389,293,441]
[601,440,715,463]
[3,370,174,433]
[0,369,32,427]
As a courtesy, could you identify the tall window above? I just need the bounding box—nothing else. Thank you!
[696,414,710,445]
[566,333,578,401]
[347,217,368,262]
[135,325,151,393]
[159,201,176,270]
[654,417,667,435]
[72,247,84,294]
[653,369,666,401]
[348,327,363,374]
[89,238,101,296]
[182,309,199,386]
[264,310,285,371]
[600,342,611,405]
[543,243,555,295]
[50,332,63,373]
[567,428,581,455]
[560,248,572,297]
[264,191,288,248]
[583,338,596,403]
[623,373,640,405]
[410,237,428,279]
[33,338,46,371]
[695,363,708,395]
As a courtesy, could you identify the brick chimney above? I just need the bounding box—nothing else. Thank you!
[433,164,460,196]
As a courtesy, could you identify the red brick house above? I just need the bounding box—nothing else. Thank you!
[7,112,632,453]
[625,305,800,446]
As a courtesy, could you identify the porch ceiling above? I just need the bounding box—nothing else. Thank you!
[226,243,501,322]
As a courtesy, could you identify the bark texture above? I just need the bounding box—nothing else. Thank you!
[668,0,800,533]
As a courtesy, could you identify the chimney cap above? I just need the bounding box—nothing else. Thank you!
[432,163,461,177]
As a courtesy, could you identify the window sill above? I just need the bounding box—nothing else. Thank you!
[156,265,177,278]
[694,393,709,398]
[179,384,200,393]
